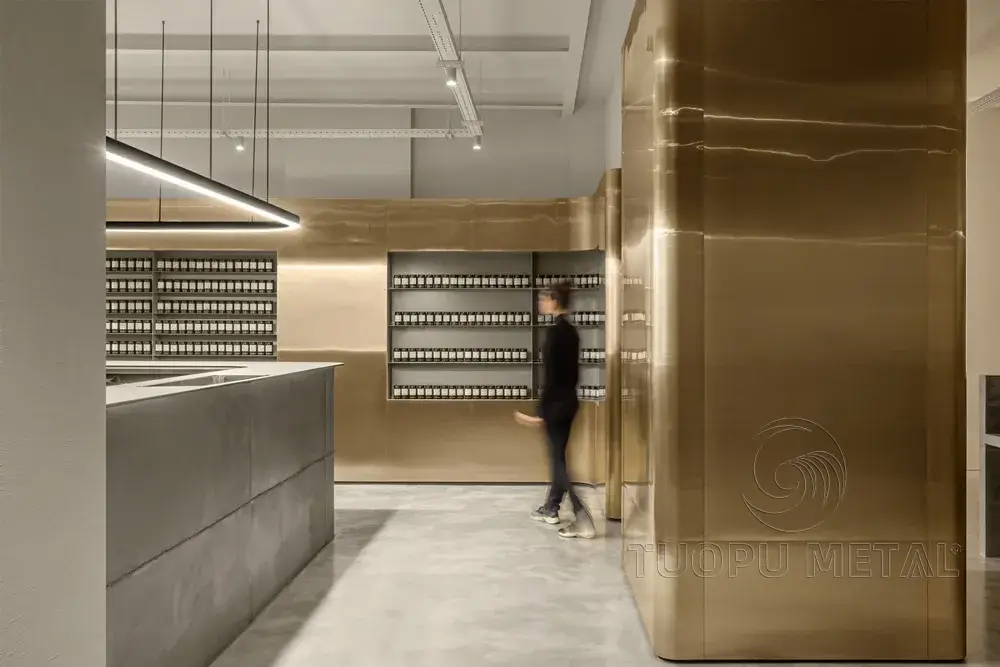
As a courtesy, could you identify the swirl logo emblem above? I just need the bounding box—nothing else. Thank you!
[742,418,847,533]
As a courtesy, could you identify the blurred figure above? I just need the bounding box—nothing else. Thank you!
[515,282,595,538]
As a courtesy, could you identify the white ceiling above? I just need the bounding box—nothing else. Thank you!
[107,0,632,114]
[106,0,634,200]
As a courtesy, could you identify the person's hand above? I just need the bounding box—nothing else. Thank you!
[514,411,542,426]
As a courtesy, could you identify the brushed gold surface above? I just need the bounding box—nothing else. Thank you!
[108,193,610,484]
[924,0,967,658]
[604,169,624,520]
[621,0,656,645]
[620,0,965,660]
[568,196,603,251]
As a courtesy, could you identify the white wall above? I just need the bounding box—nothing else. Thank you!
[0,2,107,665]
[966,108,1000,471]
[604,66,622,170]
[107,103,610,200]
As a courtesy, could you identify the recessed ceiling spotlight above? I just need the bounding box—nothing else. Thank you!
[445,66,458,87]
[472,136,482,151]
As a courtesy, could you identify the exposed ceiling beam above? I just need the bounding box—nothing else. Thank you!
[106,99,562,111]
[108,128,477,139]
[415,0,482,136]
[105,33,569,54]
[562,0,592,118]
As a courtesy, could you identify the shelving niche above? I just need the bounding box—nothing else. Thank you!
[106,250,278,361]
[388,250,605,402]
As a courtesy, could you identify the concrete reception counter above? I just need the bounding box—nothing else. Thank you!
[105,361,339,667]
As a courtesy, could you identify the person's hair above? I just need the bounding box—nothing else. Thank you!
[547,281,572,311]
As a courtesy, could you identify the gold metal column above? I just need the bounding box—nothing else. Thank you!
[621,0,966,660]
[604,169,623,520]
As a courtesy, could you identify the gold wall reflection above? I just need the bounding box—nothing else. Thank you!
[107,191,610,483]
[621,0,965,660]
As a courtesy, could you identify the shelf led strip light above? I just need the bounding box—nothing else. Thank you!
[105,138,301,232]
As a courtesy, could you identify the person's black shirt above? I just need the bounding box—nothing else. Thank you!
[539,313,579,421]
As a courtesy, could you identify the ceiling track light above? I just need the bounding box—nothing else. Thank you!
[105,137,300,232]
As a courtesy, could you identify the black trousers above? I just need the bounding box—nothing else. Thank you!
[543,405,585,514]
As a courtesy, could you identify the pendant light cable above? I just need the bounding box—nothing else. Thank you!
[251,20,260,200]
[266,0,271,202]
[209,0,214,178]
[114,0,119,139]
[158,20,166,222]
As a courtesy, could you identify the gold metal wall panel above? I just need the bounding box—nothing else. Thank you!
[621,0,656,645]
[107,191,610,484]
[924,0,967,657]
[620,0,965,660]
[605,169,624,519]
[473,200,572,251]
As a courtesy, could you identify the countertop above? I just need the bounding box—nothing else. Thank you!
[106,360,341,407]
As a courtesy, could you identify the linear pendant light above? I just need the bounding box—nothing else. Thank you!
[106,0,298,233]
[105,137,300,232]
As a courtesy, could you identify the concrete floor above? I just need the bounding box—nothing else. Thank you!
[211,479,998,666]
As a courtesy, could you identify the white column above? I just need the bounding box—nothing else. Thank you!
[0,1,106,665]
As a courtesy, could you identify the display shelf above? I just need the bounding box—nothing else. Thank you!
[392,274,531,290]
[391,362,530,367]
[392,311,531,327]
[107,250,278,361]
[156,301,276,315]
[388,249,606,401]
[531,285,604,292]
[392,348,530,363]
[153,355,276,361]
[107,321,153,334]
[154,341,275,357]
[391,385,532,400]
[157,279,276,295]
[106,341,153,357]
[532,274,604,289]
[533,361,604,366]
[391,324,531,330]
[155,256,275,273]
[157,271,277,278]
[155,321,275,335]
[107,257,154,273]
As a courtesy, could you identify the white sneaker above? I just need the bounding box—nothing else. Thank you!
[530,505,560,525]
[557,510,596,539]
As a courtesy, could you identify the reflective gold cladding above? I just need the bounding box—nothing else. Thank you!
[106,193,610,484]
[621,0,965,660]
[605,169,623,520]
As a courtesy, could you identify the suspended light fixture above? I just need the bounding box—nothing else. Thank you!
[106,138,300,231]
[445,66,458,87]
[472,135,482,151]
[106,0,298,233]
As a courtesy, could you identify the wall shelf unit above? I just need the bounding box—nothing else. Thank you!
[106,250,278,361]
[387,250,605,402]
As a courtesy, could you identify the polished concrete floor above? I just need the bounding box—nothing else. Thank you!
[211,477,997,666]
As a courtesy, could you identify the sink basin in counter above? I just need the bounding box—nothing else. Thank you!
[106,361,341,407]
[156,374,267,387]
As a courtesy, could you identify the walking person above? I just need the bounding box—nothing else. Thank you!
[515,281,596,539]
